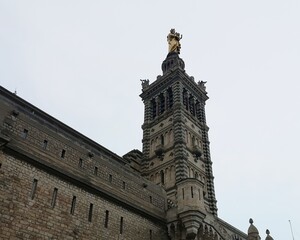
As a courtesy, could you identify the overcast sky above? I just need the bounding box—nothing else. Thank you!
[1,1,299,239]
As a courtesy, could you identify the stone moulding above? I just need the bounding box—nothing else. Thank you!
[0,132,10,150]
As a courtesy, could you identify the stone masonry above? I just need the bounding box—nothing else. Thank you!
[0,86,168,239]
[0,31,274,239]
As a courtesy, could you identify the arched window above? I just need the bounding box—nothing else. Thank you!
[166,87,173,109]
[158,93,165,115]
[189,95,195,116]
[195,100,201,122]
[191,168,194,178]
[151,99,157,119]
[182,89,188,110]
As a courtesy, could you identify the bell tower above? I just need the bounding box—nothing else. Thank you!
[140,29,218,239]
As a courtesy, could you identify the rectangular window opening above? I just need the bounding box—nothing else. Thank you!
[43,140,48,149]
[61,149,66,158]
[70,196,76,215]
[105,210,109,228]
[120,217,123,234]
[88,203,93,222]
[30,179,38,200]
[122,181,126,190]
[109,174,112,183]
[198,189,201,200]
[150,229,153,240]
[182,188,185,199]
[149,196,152,203]
[0,163,2,169]
[51,188,58,208]
[94,166,98,176]
[22,129,28,139]
[191,186,194,198]
[78,158,83,168]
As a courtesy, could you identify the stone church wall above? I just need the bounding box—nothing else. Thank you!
[0,152,167,239]
[0,86,168,239]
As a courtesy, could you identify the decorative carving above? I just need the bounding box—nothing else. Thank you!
[198,81,207,90]
[167,198,177,209]
[167,29,182,54]
[140,79,149,91]
[211,220,231,240]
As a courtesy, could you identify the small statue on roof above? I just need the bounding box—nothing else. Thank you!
[167,29,182,54]
[140,79,149,91]
[198,80,207,90]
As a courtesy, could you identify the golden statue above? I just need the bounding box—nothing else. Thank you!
[167,29,182,54]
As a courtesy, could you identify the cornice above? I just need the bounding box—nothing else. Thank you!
[140,69,208,102]
[0,86,127,165]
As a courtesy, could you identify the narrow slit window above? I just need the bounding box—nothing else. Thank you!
[51,188,58,208]
[105,210,109,228]
[191,186,194,198]
[78,158,83,168]
[0,163,2,169]
[22,129,28,139]
[30,179,38,199]
[160,135,164,145]
[122,181,126,190]
[198,189,201,200]
[109,174,112,183]
[149,196,152,203]
[182,188,185,199]
[120,217,124,234]
[94,166,98,176]
[88,203,93,222]
[150,229,153,240]
[70,196,76,215]
[61,149,66,158]
[160,170,164,185]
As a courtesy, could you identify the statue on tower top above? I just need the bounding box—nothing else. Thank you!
[167,29,182,54]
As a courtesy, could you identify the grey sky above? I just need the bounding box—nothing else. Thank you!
[1,1,299,239]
